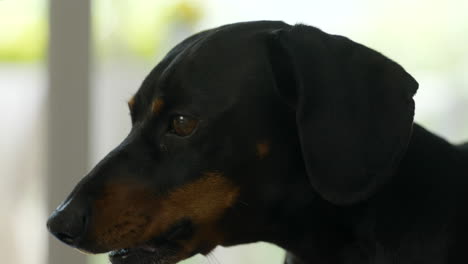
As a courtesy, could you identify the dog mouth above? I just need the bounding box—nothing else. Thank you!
[108,242,178,264]
[108,219,194,264]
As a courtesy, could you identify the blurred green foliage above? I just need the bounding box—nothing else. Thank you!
[0,0,47,62]
[93,0,203,60]
[0,0,202,62]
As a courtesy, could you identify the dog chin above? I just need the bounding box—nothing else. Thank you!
[107,219,199,264]
[108,243,183,264]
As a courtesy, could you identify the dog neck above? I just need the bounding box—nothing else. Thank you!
[263,124,466,264]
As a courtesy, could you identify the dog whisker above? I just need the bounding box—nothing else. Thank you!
[208,252,222,264]
[204,254,213,264]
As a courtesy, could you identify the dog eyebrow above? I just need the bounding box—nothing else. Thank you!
[128,95,140,124]
[151,98,165,116]
[256,141,270,159]
[128,96,136,110]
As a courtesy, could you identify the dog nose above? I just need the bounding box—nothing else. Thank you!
[47,199,89,247]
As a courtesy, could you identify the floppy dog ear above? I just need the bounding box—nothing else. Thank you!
[267,25,418,205]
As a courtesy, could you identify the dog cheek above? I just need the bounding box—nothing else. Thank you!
[145,172,240,248]
[87,183,161,250]
[163,172,240,224]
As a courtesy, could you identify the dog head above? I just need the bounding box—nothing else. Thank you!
[47,21,417,264]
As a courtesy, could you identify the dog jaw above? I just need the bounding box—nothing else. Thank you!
[83,172,239,262]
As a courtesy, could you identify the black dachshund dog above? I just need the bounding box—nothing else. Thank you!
[47,21,468,264]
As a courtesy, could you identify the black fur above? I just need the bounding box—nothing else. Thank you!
[47,21,468,264]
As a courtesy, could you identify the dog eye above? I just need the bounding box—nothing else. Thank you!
[169,115,198,137]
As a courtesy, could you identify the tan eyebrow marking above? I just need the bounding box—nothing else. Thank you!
[128,96,136,110]
[151,98,165,115]
[256,140,270,159]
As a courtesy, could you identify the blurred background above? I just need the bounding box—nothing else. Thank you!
[0,0,467,263]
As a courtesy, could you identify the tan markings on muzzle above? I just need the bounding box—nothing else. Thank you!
[89,172,239,252]
[128,96,136,110]
[256,140,270,159]
[151,98,165,115]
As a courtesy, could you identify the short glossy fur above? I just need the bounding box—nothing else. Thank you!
[47,21,468,264]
